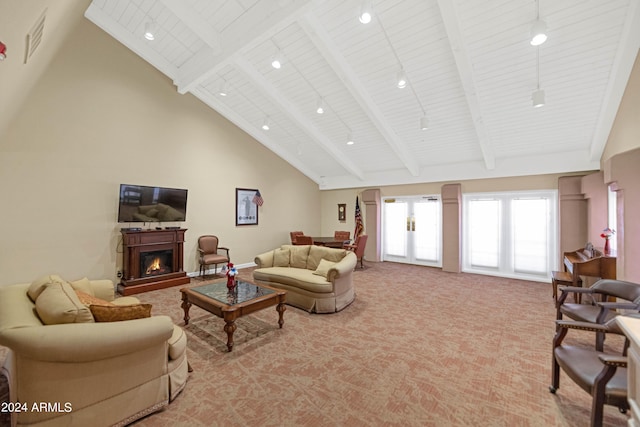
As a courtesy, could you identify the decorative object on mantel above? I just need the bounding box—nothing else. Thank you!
[600,227,615,256]
[222,262,237,291]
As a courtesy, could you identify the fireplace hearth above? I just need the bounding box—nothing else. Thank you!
[118,228,190,295]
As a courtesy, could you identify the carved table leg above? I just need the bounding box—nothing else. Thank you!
[224,320,237,352]
[276,303,286,329]
[181,295,192,325]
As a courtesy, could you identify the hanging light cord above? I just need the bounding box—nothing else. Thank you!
[379,16,427,116]
[536,47,540,90]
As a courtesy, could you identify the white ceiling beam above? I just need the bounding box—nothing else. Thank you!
[192,87,322,184]
[300,14,421,177]
[158,0,222,53]
[437,0,495,170]
[235,57,365,181]
[589,0,640,162]
[173,0,318,94]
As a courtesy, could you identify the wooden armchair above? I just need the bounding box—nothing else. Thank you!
[334,231,350,241]
[556,279,640,350]
[296,235,313,245]
[197,235,230,277]
[550,317,629,427]
[344,234,368,269]
[290,231,304,245]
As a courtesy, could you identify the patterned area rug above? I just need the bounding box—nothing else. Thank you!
[184,313,278,355]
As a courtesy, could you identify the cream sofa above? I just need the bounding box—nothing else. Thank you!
[253,245,357,313]
[0,275,188,427]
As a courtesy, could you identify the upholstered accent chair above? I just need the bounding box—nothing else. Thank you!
[290,231,304,245]
[550,317,630,427]
[556,279,640,350]
[197,235,230,277]
[344,234,368,269]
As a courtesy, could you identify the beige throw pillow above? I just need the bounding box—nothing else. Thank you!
[35,282,95,324]
[28,274,65,302]
[313,259,336,279]
[289,245,310,269]
[90,304,152,322]
[273,248,290,267]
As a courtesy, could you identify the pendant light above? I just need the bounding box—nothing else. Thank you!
[530,0,547,46]
[358,2,373,24]
[532,48,545,108]
[144,21,156,41]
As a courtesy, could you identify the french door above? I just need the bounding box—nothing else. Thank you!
[382,196,441,267]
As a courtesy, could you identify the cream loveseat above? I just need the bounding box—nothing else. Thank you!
[253,245,357,313]
[0,275,188,427]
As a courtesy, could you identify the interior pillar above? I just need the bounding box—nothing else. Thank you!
[441,184,461,273]
[361,189,381,262]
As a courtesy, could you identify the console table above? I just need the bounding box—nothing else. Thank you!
[118,228,190,295]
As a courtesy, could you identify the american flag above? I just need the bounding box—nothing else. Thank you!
[252,190,264,206]
[353,196,364,238]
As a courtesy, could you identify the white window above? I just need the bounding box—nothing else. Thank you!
[462,191,557,281]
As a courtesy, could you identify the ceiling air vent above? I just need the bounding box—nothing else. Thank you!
[24,9,47,64]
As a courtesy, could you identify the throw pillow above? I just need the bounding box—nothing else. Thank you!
[75,290,114,307]
[35,282,95,325]
[90,304,152,322]
[313,259,336,278]
[69,277,94,296]
[28,274,65,302]
[273,248,290,267]
[289,245,310,269]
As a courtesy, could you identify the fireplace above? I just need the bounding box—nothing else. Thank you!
[140,250,173,277]
[118,228,190,295]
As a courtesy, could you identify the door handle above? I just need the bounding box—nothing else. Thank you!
[411,217,416,231]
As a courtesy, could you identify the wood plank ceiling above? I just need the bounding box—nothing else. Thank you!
[85,0,640,190]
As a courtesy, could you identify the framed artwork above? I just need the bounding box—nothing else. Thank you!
[236,188,259,226]
[338,203,346,222]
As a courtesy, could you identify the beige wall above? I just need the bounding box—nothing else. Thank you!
[602,52,640,163]
[0,18,320,285]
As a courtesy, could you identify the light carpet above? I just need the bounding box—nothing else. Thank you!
[131,262,628,426]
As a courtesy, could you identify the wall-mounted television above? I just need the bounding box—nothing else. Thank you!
[117,184,188,223]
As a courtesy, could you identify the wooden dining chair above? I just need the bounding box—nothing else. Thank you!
[296,235,313,245]
[290,231,304,245]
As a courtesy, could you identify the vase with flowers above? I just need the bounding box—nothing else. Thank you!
[600,227,615,256]
[221,262,238,291]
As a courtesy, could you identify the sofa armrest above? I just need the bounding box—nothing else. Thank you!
[0,315,174,362]
[255,250,275,268]
[327,252,357,282]
[90,279,116,301]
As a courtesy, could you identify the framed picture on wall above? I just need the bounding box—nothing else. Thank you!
[338,203,346,222]
[236,188,259,226]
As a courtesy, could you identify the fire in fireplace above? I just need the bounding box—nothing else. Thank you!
[140,250,173,277]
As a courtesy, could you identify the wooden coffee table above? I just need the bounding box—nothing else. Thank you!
[180,279,286,352]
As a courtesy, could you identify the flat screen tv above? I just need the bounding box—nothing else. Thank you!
[117,184,188,223]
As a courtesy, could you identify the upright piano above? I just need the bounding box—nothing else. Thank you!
[563,243,617,288]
